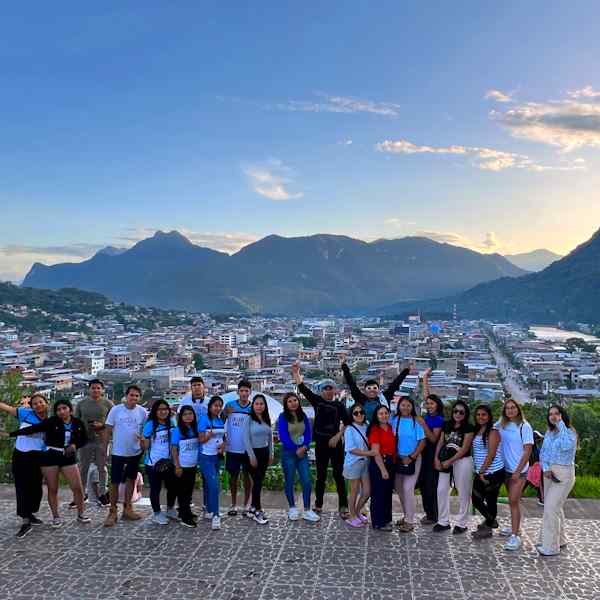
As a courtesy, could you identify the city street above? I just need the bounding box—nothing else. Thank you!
[487,337,533,404]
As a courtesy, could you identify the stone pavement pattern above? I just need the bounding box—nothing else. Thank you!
[0,494,599,600]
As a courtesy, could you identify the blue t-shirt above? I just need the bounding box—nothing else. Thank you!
[16,408,46,452]
[143,421,172,466]
[425,414,445,430]
[198,415,226,456]
[390,416,425,456]
[224,400,252,454]
[170,426,199,468]
[343,423,369,468]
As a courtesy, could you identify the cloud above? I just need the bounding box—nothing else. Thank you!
[338,139,353,145]
[413,230,504,253]
[1,243,103,258]
[243,159,303,201]
[375,138,585,172]
[485,89,513,103]
[267,92,400,118]
[383,218,417,227]
[481,232,500,251]
[491,86,600,151]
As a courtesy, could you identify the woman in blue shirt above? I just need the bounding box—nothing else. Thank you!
[417,368,445,525]
[171,405,199,528]
[0,393,49,539]
[198,396,226,530]
[276,392,320,522]
[537,405,578,556]
[390,397,426,532]
[142,400,176,526]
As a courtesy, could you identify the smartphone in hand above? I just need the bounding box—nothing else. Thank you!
[550,472,561,483]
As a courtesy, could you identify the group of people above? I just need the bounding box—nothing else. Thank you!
[0,365,578,557]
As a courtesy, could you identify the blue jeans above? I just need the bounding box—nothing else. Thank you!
[281,448,312,510]
[199,454,221,515]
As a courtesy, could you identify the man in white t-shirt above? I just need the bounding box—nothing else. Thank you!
[103,385,148,527]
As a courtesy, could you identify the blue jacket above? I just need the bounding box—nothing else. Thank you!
[277,413,311,451]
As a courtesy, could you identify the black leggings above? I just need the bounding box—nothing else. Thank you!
[419,445,439,521]
[12,449,43,520]
[145,465,176,513]
[472,468,506,526]
[175,467,197,519]
[315,439,347,510]
[248,447,269,511]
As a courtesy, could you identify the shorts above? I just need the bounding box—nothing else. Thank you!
[343,458,369,480]
[111,454,142,485]
[41,449,77,468]
[225,452,249,476]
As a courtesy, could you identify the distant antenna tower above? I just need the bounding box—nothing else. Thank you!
[452,304,457,322]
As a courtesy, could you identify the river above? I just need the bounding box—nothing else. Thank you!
[530,326,600,343]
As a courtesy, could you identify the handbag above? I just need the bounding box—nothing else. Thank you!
[394,416,416,476]
[150,425,174,475]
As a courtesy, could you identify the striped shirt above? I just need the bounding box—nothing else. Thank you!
[472,431,504,474]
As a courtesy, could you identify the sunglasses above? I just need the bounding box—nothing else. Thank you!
[352,410,365,416]
[453,409,465,415]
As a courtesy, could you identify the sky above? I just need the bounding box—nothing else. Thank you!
[2,1,600,281]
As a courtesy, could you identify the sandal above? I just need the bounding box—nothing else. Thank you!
[345,517,364,528]
[339,508,350,520]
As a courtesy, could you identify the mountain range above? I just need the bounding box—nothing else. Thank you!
[381,227,600,324]
[504,249,562,272]
[22,231,526,315]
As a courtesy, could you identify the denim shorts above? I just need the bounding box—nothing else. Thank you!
[343,458,369,480]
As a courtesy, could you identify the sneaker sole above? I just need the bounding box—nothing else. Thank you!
[16,528,32,539]
[179,521,196,528]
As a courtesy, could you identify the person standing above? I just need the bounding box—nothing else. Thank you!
[471,405,505,539]
[199,396,226,530]
[343,404,374,528]
[73,379,113,507]
[537,405,577,556]
[496,399,533,551]
[367,404,396,531]
[277,392,320,522]
[418,368,445,525]
[224,380,253,516]
[103,385,147,527]
[243,394,274,525]
[11,399,91,528]
[292,362,349,518]
[390,397,426,532]
[142,400,177,526]
[342,361,410,423]
[434,400,475,535]
[171,406,199,528]
[0,393,49,538]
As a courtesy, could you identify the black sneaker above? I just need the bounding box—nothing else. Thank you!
[180,516,197,528]
[29,516,43,526]
[16,523,32,539]
[433,524,451,533]
[98,493,110,507]
[453,526,468,535]
[68,495,88,509]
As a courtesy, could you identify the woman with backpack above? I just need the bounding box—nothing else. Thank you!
[390,397,426,532]
[471,404,505,539]
[537,405,577,556]
[417,368,445,525]
[142,399,177,526]
[495,399,533,551]
[367,404,396,531]
[434,400,475,534]
[343,403,376,527]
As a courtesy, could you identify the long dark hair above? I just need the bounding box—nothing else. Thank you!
[449,400,470,430]
[474,404,494,446]
[366,403,390,437]
[547,404,571,431]
[149,399,172,436]
[349,403,366,424]
[426,393,444,416]
[282,392,305,423]
[207,396,224,421]
[53,398,73,416]
[250,393,271,426]
[177,405,198,438]
[396,396,417,420]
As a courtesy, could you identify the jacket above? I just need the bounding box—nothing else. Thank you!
[11,416,88,450]
[297,382,349,442]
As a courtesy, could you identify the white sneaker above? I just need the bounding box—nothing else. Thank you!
[204,511,213,520]
[302,510,321,522]
[51,517,64,529]
[152,512,169,526]
[504,534,522,551]
[243,506,255,518]
[288,507,301,521]
[211,515,221,530]
[165,508,178,520]
[253,511,268,525]
[499,526,513,536]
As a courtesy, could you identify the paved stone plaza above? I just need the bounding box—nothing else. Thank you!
[0,489,599,600]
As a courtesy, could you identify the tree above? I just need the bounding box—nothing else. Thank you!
[112,382,124,403]
[193,353,206,371]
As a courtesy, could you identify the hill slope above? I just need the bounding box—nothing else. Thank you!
[22,231,527,314]
[504,249,562,272]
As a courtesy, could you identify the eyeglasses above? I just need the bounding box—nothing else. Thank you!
[352,411,365,416]
[453,409,465,415]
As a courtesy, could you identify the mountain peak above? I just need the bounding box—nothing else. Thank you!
[151,230,192,245]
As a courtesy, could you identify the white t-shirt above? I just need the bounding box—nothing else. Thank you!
[106,404,148,457]
[198,415,226,456]
[224,400,252,454]
[178,394,208,422]
[497,420,534,474]
[15,408,46,453]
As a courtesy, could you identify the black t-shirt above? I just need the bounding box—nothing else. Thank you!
[442,422,476,456]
